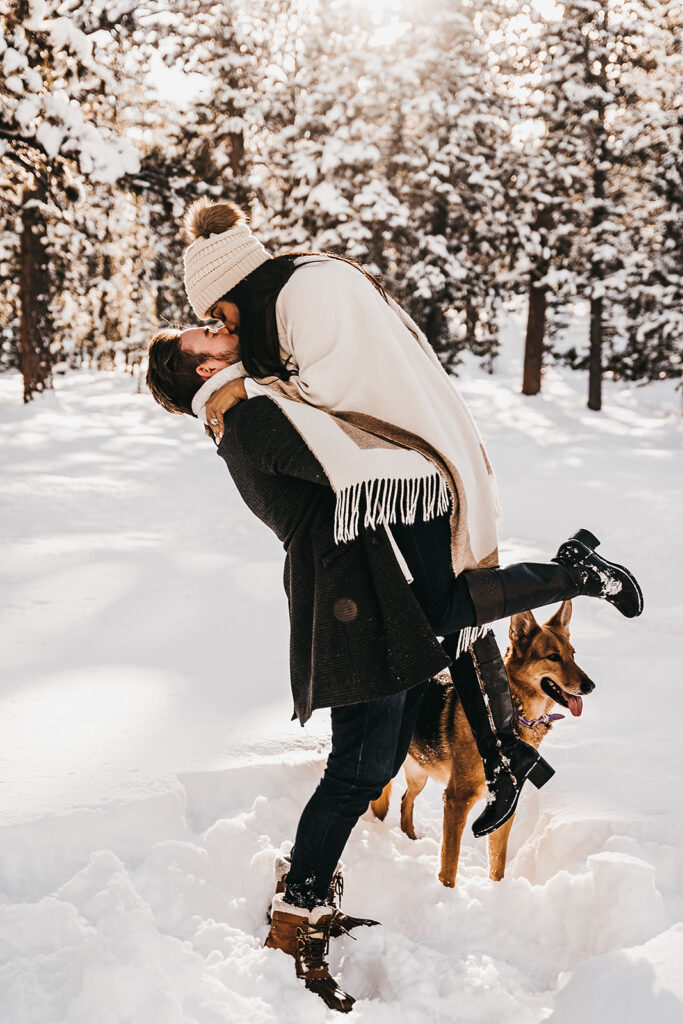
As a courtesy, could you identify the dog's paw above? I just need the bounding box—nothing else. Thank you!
[400,822,419,841]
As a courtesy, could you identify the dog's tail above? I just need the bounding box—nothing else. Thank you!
[370,781,392,821]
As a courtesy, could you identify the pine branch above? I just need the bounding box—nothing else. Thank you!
[0,125,51,161]
[0,147,53,193]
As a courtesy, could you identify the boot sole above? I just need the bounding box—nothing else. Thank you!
[589,553,644,618]
[305,979,355,1013]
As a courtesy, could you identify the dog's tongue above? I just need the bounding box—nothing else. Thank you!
[566,693,583,717]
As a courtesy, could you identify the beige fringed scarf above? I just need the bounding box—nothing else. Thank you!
[194,256,501,580]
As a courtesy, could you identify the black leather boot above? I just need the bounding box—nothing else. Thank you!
[552,529,643,618]
[463,529,643,626]
[443,631,554,838]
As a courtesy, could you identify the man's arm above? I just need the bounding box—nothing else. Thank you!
[218,396,330,487]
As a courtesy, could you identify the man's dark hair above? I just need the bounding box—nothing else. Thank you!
[146,328,205,415]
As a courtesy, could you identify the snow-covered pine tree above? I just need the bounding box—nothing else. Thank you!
[45,2,159,372]
[129,0,268,330]
[391,0,515,368]
[0,0,139,399]
[493,1,586,395]
[530,0,661,409]
[605,0,682,386]
[260,0,514,370]
[257,0,405,267]
[160,0,260,210]
[242,0,304,235]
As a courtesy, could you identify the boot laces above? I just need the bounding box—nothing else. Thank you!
[330,910,357,940]
[296,922,330,972]
[326,869,344,907]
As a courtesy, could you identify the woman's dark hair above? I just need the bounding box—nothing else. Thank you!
[218,252,389,381]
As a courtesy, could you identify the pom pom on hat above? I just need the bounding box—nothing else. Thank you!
[183,197,272,319]
[184,197,245,242]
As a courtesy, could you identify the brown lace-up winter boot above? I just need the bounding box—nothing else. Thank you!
[272,853,380,937]
[264,894,355,1013]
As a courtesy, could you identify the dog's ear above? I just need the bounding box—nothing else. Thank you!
[546,600,572,633]
[509,610,538,648]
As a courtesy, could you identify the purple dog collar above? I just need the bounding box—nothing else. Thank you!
[514,709,565,728]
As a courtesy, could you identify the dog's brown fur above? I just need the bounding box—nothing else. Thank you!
[370,601,595,886]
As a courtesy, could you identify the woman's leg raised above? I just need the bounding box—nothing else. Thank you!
[392,518,642,632]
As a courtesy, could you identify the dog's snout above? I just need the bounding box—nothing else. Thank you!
[581,678,596,694]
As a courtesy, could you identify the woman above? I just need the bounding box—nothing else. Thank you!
[147,198,642,1013]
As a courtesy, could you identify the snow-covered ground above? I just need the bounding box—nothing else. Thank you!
[1,317,682,1023]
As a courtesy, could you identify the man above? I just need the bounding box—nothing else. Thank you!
[149,346,453,1010]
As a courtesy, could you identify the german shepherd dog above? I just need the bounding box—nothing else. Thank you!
[370,601,595,886]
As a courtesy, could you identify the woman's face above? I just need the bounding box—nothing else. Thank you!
[207,300,240,334]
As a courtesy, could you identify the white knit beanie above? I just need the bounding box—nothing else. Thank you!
[183,223,272,319]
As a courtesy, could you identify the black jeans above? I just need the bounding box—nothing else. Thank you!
[285,680,429,907]
[284,515,478,909]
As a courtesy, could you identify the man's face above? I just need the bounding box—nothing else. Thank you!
[179,322,240,380]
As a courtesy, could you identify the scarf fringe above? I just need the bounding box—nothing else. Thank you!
[453,625,492,661]
[333,472,450,545]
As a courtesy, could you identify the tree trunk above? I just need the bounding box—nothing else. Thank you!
[19,186,53,402]
[522,283,547,395]
[588,159,606,411]
[228,130,245,178]
[522,207,553,396]
[587,0,608,412]
[588,294,603,410]
[425,304,445,354]
[464,297,478,347]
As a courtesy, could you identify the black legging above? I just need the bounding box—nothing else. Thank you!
[391,513,478,636]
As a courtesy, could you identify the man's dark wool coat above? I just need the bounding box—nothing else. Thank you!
[217,396,451,724]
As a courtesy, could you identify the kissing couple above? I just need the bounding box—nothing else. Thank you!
[146,197,643,1013]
